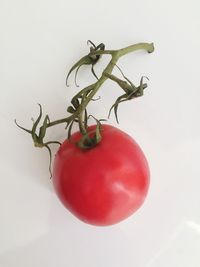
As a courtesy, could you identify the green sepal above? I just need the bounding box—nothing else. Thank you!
[67,121,74,139]
[67,106,76,114]
[38,115,50,141]
[66,55,92,86]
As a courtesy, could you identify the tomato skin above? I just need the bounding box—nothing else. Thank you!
[53,124,150,226]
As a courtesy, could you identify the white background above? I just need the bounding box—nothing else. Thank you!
[1,0,200,266]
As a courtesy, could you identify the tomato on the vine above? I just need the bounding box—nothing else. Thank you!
[16,41,154,226]
[53,124,150,226]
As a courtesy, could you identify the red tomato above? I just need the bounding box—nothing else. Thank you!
[53,124,150,226]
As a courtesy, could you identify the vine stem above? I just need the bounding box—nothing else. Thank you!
[15,41,154,175]
[78,112,87,135]
[43,42,154,133]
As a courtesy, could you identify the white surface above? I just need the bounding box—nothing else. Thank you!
[1,0,200,266]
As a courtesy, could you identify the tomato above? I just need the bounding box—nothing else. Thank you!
[53,124,150,226]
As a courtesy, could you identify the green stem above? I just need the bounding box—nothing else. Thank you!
[78,111,87,135]
[27,42,154,149]
[16,41,155,176]
[46,115,73,128]
[117,42,154,57]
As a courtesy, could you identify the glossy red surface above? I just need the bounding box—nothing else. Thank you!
[53,124,150,226]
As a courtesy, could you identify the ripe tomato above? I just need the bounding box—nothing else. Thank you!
[53,124,150,226]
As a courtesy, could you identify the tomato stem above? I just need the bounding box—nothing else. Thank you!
[42,43,154,135]
[15,41,154,174]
